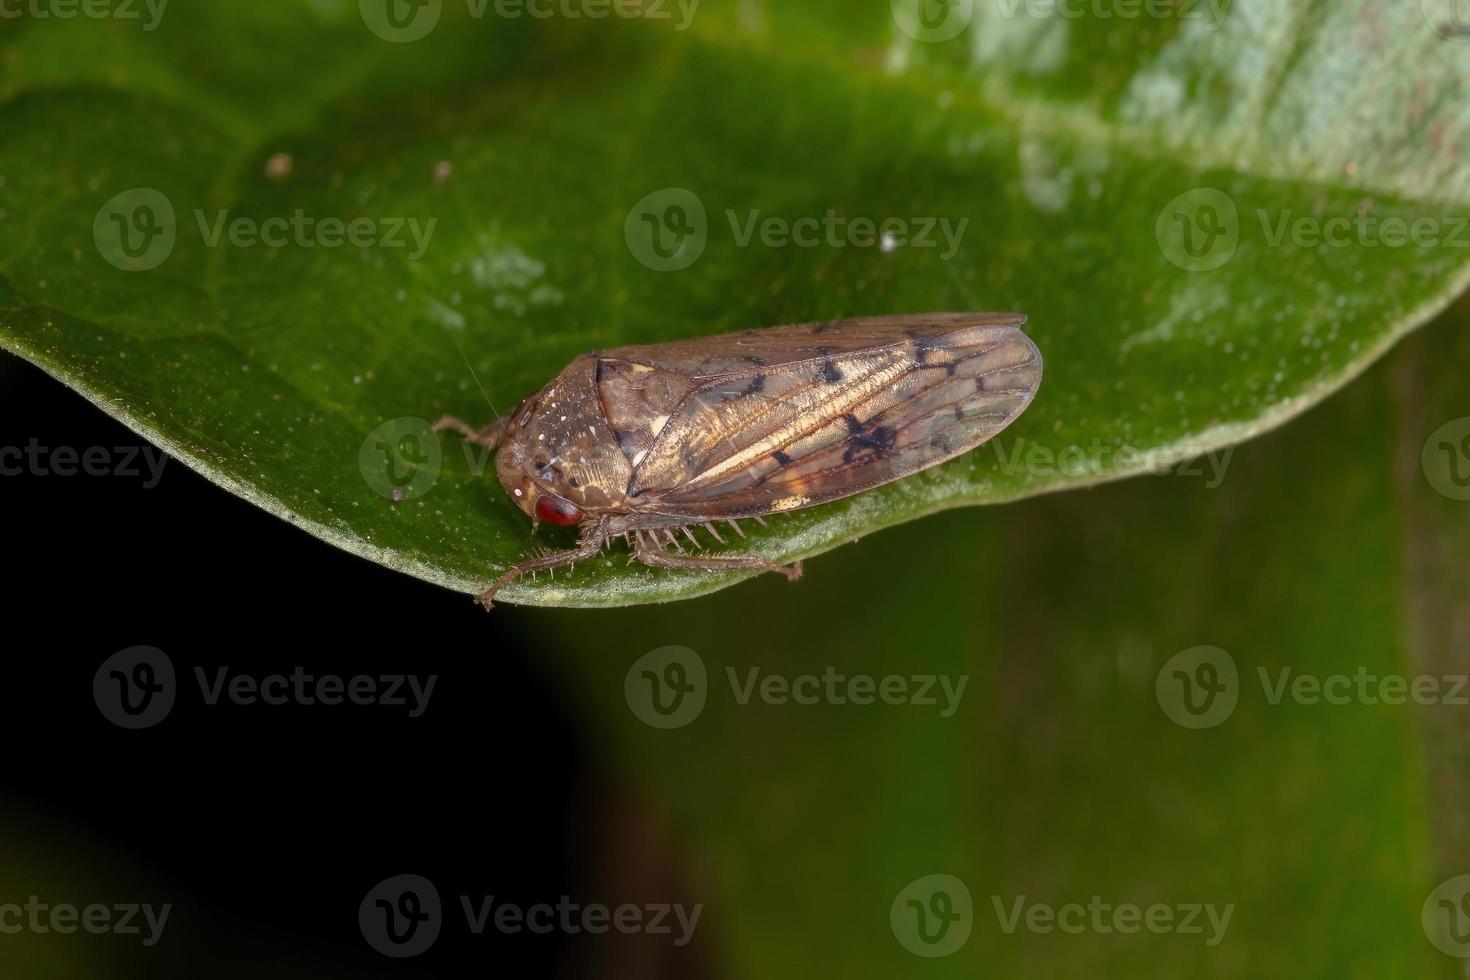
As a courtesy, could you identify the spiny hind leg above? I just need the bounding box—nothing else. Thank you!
[476,540,602,611]
[433,413,508,449]
[632,533,803,583]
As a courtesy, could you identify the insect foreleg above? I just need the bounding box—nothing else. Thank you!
[433,413,509,449]
[632,536,803,584]
[477,525,609,610]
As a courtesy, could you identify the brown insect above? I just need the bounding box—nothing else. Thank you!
[436,313,1042,609]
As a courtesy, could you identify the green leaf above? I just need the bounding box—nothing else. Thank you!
[2,0,1469,606]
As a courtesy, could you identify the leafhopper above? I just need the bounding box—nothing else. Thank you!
[437,313,1042,608]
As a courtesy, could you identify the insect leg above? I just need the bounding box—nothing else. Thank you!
[433,414,509,449]
[632,537,803,584]
[476,538,602,610]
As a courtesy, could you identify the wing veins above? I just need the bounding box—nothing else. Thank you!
[681,342,1036,493]
[675,353,912,490]
[739,366,1024,495]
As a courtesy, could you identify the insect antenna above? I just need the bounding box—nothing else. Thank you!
[447,330,501,421]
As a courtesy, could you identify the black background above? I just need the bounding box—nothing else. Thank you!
[0,350,603,978]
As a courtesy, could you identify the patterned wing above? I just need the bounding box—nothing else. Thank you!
[592,314,1041,518]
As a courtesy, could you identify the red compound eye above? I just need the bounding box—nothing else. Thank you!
[535,494,583,526]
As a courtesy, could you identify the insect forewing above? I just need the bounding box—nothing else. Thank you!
[594,314,1041,518]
